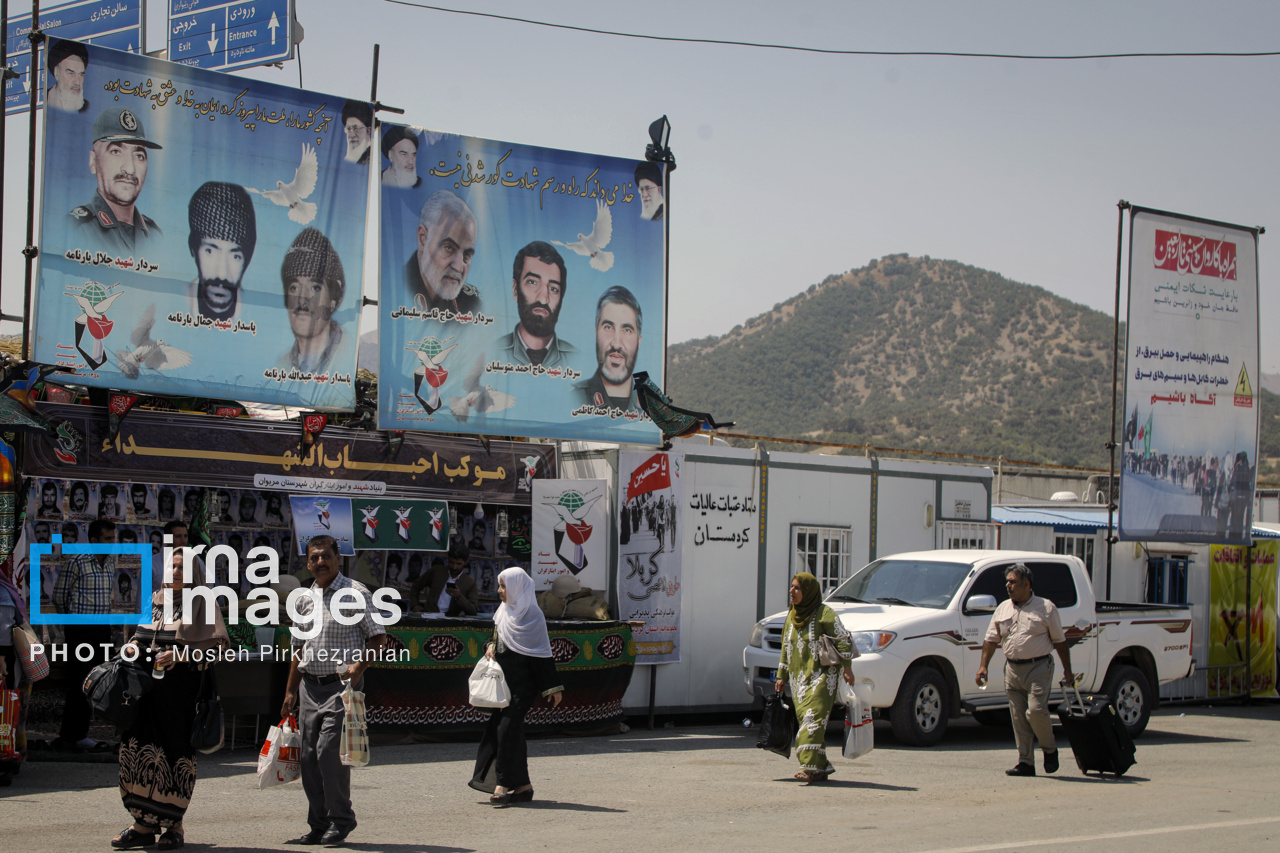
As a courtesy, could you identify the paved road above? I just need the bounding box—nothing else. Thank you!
[2,705,1278,852]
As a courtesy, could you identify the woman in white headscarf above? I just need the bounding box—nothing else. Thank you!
[469,567,563,805]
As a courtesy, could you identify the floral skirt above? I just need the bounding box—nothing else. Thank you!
[118,664,200,829]
[793,673,838,775]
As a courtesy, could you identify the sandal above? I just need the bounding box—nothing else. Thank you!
[111,827,157,849]
[158,829,185,850]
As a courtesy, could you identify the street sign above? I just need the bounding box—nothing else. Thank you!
[168,0,293,72]
[4,0,144,115]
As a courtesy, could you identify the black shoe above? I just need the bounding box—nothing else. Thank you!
[321,821,356,847]
[1005,762,1036,777]
[512,788,534,803]
[286,828,325,845]
[1043,749,1060,774]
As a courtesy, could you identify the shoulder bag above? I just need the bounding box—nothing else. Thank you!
[11,623,50,681]
[190,666,225,754]
[83,656,153,730]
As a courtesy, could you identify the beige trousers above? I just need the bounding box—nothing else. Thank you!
[1004,656,1056,765]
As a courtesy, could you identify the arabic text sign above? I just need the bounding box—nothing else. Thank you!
[1118,209,1260,546]
[377,125,664,443]
[33,39,370,409]
[24,403,557,503]
[168,0,293,72]
[531,480,608,592]
[351,497,450,552]
[617,451,682,664]
[4,1,143,115]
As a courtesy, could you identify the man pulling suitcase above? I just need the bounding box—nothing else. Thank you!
[975,563,1075,777]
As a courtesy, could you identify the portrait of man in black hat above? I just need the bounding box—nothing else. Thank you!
[634,161,664,222]
[279,227,351,374]
[406,190,481,315]
[342,100,373,165]
[68,107,163,254]
[496,241,577,367]
[381,126,421,189]
[47,40,89,113]
[186,181,257,322]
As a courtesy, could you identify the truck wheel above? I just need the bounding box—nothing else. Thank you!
[890,667,949,746]
[971,708,1011,727]
[1102,664,1151,738]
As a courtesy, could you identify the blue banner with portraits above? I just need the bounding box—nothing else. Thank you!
[376,124,664,443]
[32,38,371,409]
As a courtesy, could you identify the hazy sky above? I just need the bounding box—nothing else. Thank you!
[5,1,1280,368]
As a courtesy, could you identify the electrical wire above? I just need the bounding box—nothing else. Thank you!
[382,1,1280,60]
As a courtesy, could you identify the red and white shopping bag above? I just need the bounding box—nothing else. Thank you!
[256,716,301,789]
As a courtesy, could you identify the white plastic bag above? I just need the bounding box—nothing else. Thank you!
[840,681,874,760]
[256,716,302,789]
[340,681,370,768]
[468,657,510,709]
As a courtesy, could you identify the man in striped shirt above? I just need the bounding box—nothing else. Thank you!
[51,518,117,753]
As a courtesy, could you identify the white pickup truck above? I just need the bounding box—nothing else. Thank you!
[743,550,1194,746]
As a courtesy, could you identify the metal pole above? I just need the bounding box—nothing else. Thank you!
[661,164,670,392]
[1105,200,1130,600]
[1244,543,1252,704]
[647,664,656,730]
[370,43,379,102]
[20,1,41,359]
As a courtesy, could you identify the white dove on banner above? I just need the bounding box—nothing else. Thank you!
[116,304,193,379]
[553,199,614,272]
[449,353,517,421]
[248,144,319,224]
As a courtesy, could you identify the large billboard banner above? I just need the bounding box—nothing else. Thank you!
[377,124,664,443]
[1119,208,1260,545]
[33,38,371,409]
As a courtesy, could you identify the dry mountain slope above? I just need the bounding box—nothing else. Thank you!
[669,255,1121,467]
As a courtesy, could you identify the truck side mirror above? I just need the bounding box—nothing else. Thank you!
[965,594,997,614]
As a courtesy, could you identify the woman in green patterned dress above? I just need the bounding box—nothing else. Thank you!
[774,572,854,782]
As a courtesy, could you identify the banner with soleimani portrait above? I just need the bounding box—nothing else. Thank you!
[33,38,371,409]
[376,124,664,443]
[1119,207,1260,545]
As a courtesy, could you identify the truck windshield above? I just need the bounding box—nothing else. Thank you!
[827,559,973,610]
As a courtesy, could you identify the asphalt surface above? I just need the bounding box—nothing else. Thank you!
[2,705,1278,852]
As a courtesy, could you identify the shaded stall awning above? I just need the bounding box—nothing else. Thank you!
[993,505,1280,539]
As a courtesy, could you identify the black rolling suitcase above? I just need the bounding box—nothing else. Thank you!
[1056,681,1136,776]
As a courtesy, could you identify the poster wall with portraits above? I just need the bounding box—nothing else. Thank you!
[22,477,295,612]
[1119,208,1260,545]
[616,451,682,664]
[33,38,371,409]
[377,124,664,443]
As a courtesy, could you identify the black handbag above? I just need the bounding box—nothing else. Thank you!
[190,667,225,754]
[756,690,796,758]
[83,656,153,731]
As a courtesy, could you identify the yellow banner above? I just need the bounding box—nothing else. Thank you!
[1209,542,1278,698]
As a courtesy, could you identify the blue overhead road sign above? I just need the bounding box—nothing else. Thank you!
[4,0,144,115]
[168,0,293,72]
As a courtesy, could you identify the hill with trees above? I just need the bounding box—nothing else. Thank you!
[668,255,1280,475]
